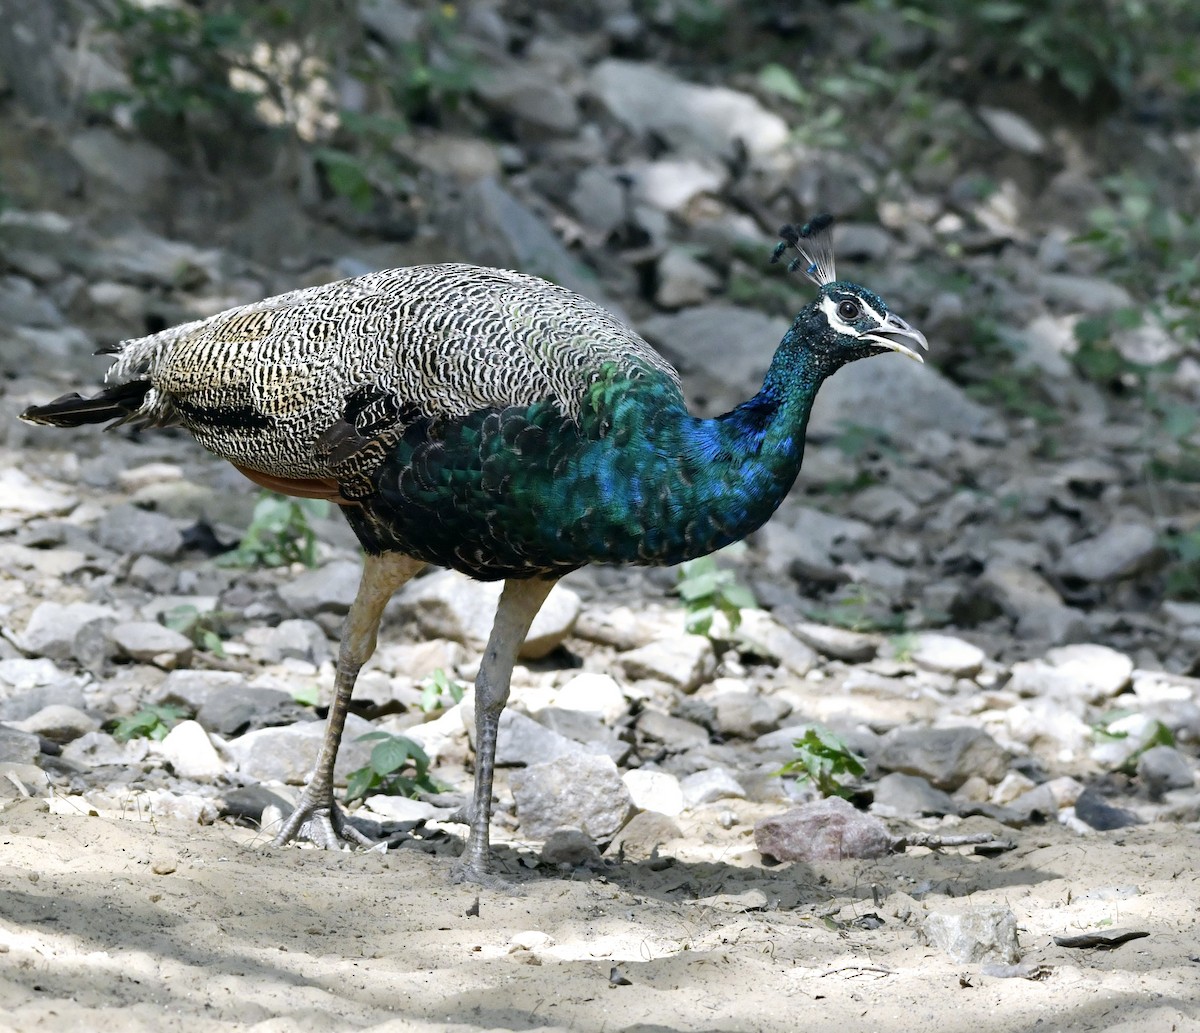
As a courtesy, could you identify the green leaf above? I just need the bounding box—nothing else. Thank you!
[345,767,377,802]
[677,570,720,601]
[292,684,320,707]
[757,63,807,103]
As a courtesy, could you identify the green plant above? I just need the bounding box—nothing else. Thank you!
[220,492,328,568]
[90,0,260,129]
[1092,710,1175,773]
[805,586,908,634]
[418,668,466,714]
[676,545,757,636]
[860,0,1200,106]
[111,703,189,743]
[345,731,440,802]
[162,604,229,657]
[390,5,476,120]
[1162,529,1200,599]
[778,726,866,799]
[292,684,320,707]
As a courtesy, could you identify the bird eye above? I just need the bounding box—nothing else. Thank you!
[837,299,861,321]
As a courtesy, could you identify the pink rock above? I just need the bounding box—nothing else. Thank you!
[754,797,892,862]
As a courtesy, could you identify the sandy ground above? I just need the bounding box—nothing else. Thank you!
[1,796,1197,1033]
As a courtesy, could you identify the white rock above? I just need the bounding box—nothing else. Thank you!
[977,106,1047,154]
[109,621,194,668]
[589,59,788,159]
[1009,644,1134,704]
[553,672,627,724]
[395,570,580,659]
[680,767,746,807]
[12,704,99,743]
[155,720,226,781]
[0,468,77,517]
[910,633,986,678]
[23,601,116,660]
[622,769,684,816]
[617,635,715,692]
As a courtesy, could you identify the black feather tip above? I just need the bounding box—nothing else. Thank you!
[771,214,837,287]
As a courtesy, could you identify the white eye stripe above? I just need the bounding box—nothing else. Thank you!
[820,294,884,335]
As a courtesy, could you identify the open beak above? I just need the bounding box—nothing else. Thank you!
[859,312,928,363]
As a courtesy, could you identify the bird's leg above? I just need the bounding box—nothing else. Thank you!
[454,575,557,884]
[270,552,425,850]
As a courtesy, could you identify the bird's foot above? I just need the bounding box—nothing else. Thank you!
[268,788,379,851]
[450,857,522,893]
[449,833,524,892]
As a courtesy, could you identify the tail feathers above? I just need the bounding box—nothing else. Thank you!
[20,380,151,428]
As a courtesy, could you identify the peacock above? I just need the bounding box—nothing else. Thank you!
[21,215,926,883]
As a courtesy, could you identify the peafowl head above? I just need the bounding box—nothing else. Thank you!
[772,215,928,369]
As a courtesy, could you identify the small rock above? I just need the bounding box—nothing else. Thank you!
[473,61,579,137]
[621,769,684,816]
[157,671,304,737]
[733,610,818,676]
[533,707,627,764]
[0,468,77,517]
[510,752,635,843]
[606,810,683,861]
[1039,273,1133,313]
[617,636,715,692]
[508,930,553,952]
[754,797,892,862]
[878,727,1009,790]
[910,633,986,678]
[921,906,1021,964]
[629,158,727,213]
[242,619,332,665]
[395,570,580,659]
[1009,644,1134,704]
[588,59,788,159]
[640,305,786,416]
[977,106,1046,155]
[811,356,1001,441]
[790,622,877,663]
[711,690,790,739]
[540,828,601,867]
[60,730,150,768]
[362,795,441,823]
[636,708,709,750]
[1136,745,1195,798]
[0,762,49,797]
[155,720,226,781]
[1073,787,1141,831]
[848,484,918,524]
[990,771,1037,805]
[0,725,41,764]
[980,559,1065,615]
[277,559,363,617]
[552,672,627,724]
[11,704,99,743]
[95,504,184,558]
[679,767,746,807]
[453,178,622,314]
[109,621,194,668]
[872,772,955,818]
[1058,523,1161,583]
[1007,775,1083,819]
[22,601,116,661]
[654,247,719,309]
[226,715,374,784]
[461,696,582,766]
[835,222,895,262]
